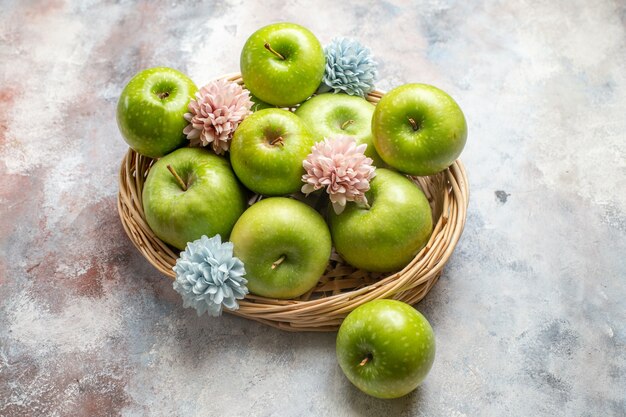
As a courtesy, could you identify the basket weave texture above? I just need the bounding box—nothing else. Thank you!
[117,73,469,332]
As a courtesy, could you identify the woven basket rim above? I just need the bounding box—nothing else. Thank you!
[117,73,470,331]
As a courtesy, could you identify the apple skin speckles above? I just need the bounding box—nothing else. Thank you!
[117,67,197,158]
[295,93,385,167]
[336,299,436,399]
[372,83,467,176]
[240,23,325,107]
[142,147,247,250]
[329,168,433,272]
[230,108,315,195]
[229,197,331,299]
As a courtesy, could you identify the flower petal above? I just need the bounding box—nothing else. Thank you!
[172,234,249,317]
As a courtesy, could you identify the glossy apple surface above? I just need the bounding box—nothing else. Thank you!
[142,147,247,250]
[336,299,436,399]
[230,109,315,195]
[229,197,331,299]
[117,67,197,158]
[240,22,325,107]
[295,93,385,167]
[329,169,432,272]
[372,83,467,176]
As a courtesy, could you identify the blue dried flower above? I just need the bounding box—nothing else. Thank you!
[173,235,248,317]
[320,37,378,97]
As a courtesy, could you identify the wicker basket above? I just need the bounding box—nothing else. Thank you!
[117,73,469,332]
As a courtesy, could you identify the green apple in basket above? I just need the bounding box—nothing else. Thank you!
[142,147,247,250]
[336,299,436,399]
[117,67,197,158]
[329,168,433,272]
[240,22,325,107]
[295,93,385,167]
[372,83,467,176]
[230,108,315,196]
[250,94,275,112]
[230,197,331,299]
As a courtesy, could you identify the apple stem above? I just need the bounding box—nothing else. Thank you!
[359,357,370,366]
[270,136,285,147]
[264,42,285,60]
[271,255,286,269]
[408,117,419,131]
[341,119,355,130]
[157,91,170,99]
[167,164,188,191]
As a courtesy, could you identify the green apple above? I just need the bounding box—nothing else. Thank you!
[142,147,247,250]
[117,67,198,158]
[329,169,432,272]
[250,94,275,112]
[295,93,385,167]
[372,83,467,176]
[229,197,331,299]
[240,22,325,107]
[336,299,436,399]
[230,108,315,195]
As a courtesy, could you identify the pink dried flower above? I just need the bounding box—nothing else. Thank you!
[183,79,253,155]
[302,135,376,214]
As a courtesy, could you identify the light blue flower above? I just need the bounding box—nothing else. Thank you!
[320,37,378,97]
[173,235,248,317]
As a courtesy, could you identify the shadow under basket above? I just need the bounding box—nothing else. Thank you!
[117,75,470,332]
